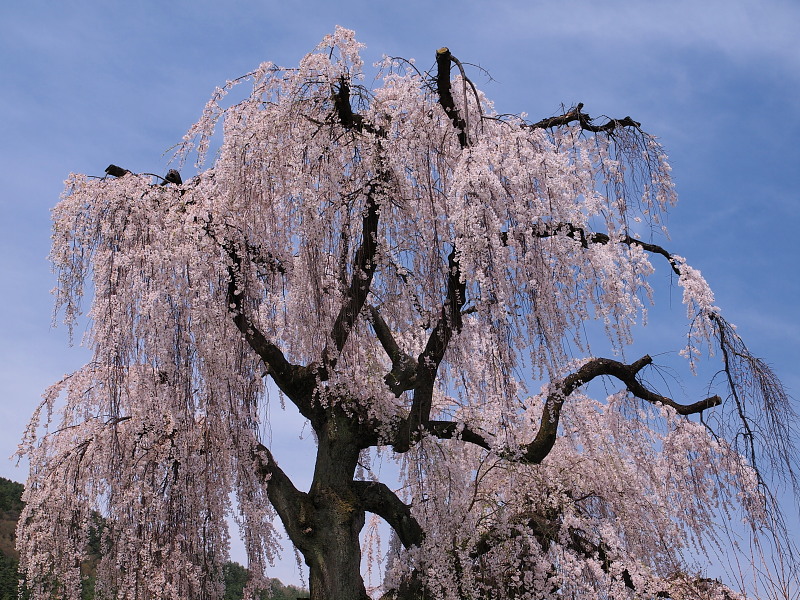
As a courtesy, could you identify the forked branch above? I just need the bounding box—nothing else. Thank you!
[323,85,388,372]
[368,306,418,396]
[352,481,423,550]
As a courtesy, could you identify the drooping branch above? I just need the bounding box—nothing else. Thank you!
[502,222,682,275]
[101,164,183,188]
[527,102,641,133]
[353,479,427,600]
[332,76,361,131]
[711,313,799,494]
[422,355,720,464]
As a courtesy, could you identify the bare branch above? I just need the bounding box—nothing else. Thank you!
[712,314,799,493]
[522,355,721,463]
[251,442,314,549]
[105,164,130,178]
[368,305,418,396]
[527,102,641,133]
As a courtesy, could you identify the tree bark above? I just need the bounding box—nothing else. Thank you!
[299,406,371,600]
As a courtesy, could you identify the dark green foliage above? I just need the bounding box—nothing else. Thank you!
[0,478,24,600]
[0,480,23,515]
[0,553,21,600]
[223,561,249,600]
[222,561,308,600]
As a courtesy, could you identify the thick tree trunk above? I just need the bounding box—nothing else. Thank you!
[301,406,370,600]
[304,499,368,600]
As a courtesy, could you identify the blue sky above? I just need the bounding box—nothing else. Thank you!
[1,0,798,585]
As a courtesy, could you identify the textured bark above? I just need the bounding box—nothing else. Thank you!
[302,407,370,600]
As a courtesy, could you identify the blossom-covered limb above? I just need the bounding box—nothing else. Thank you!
[390,47,475,447]
[565,526,740,599]
[467,504,740,599]
[396,248,466,451]
[224,242,317,415]
[576,527,741,599]
[326,175,383,370]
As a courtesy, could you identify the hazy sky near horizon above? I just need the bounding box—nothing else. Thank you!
[1,0,798,586]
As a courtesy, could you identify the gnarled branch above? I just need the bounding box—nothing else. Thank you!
[502,222,682,275]
[422,355,720,464]
[524,355,720,463]
[527,102,641,133]
[251,443,315,552]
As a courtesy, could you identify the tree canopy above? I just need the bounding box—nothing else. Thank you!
[18,27,798,600]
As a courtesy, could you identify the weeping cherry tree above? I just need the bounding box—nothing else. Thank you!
[17,27,798,600]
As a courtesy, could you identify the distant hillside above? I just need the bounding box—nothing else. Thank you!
[0,477,24,600]
[0,477,23,557]
[0,478,307,599]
